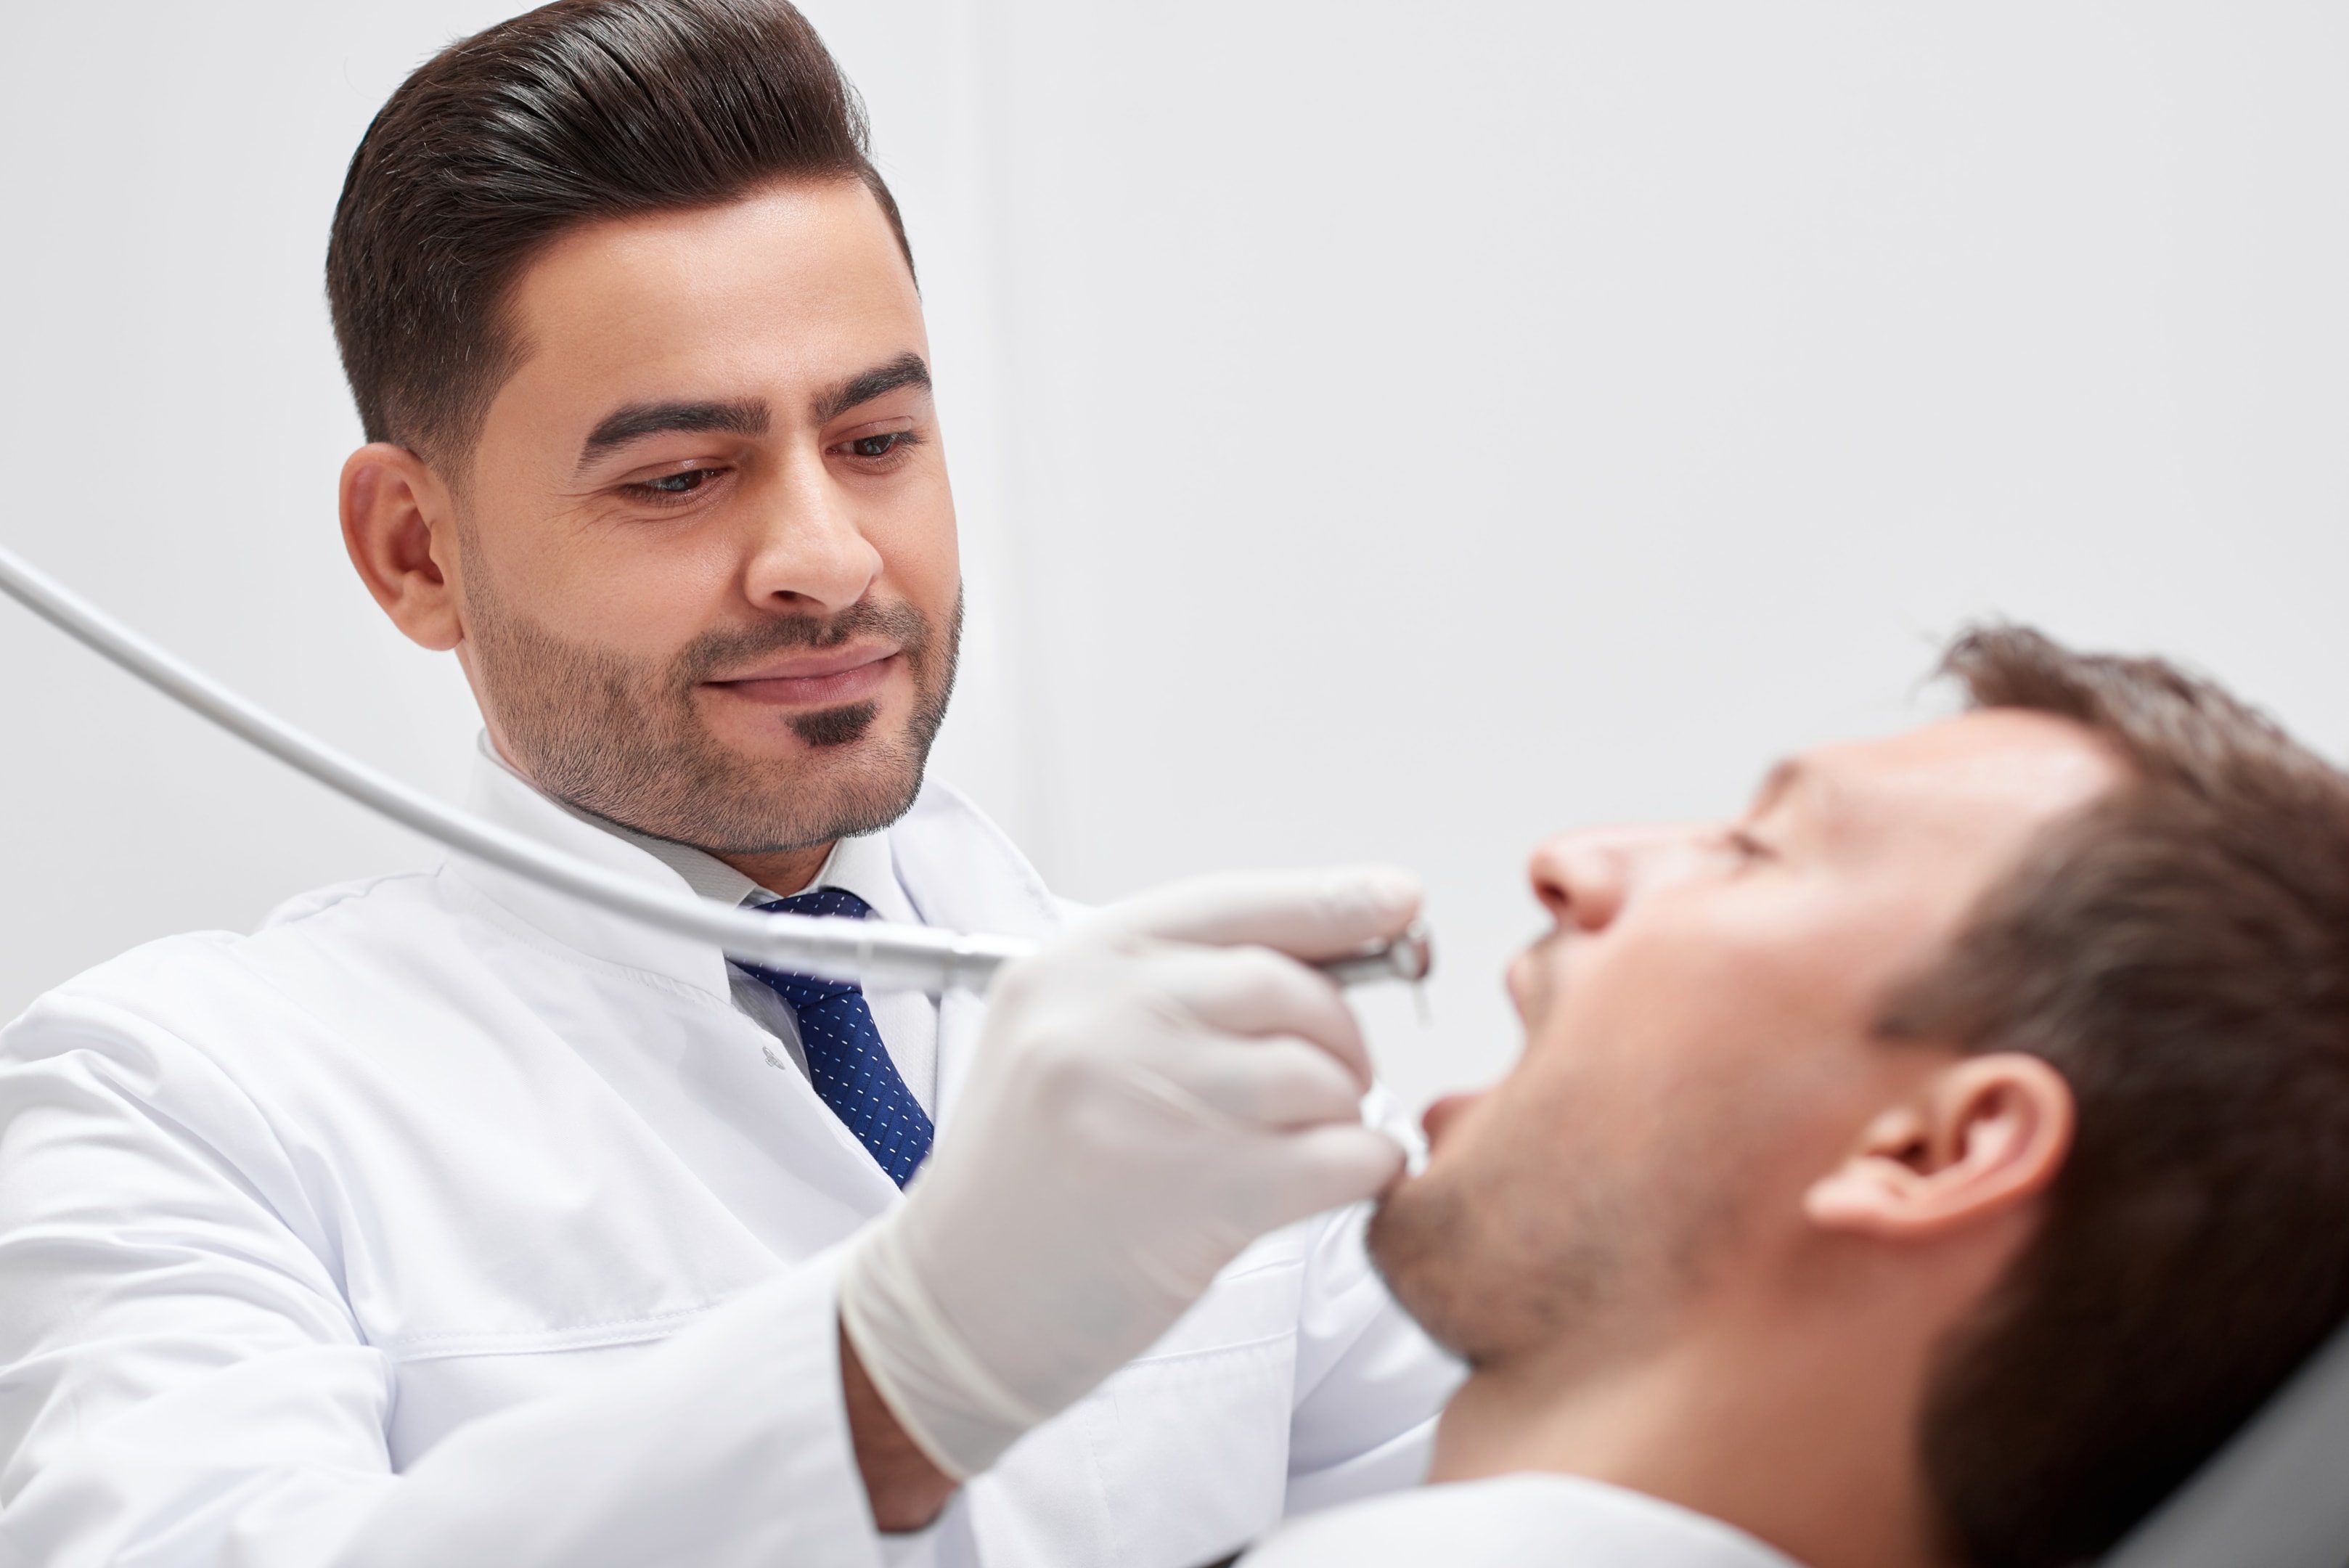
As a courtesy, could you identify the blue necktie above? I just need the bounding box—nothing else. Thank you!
[735,887,935,1186]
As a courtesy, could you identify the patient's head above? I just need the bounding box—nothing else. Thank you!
[1372,626,2349,1568]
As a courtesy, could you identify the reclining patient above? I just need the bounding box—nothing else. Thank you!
[1246,625,2349,1568]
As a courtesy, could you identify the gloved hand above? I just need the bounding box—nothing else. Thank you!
[837,865,1419,1479]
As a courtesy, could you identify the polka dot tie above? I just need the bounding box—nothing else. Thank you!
[735,887,935,1187]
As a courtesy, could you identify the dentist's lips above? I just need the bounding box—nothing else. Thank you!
[703,645,901,708]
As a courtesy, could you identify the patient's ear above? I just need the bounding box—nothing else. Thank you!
[341,441,464,653]
[1803,1054,2074,1240]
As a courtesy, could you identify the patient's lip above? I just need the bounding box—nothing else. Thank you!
[1421,1093,1481,1149]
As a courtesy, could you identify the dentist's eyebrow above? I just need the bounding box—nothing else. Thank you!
[576,398,771,473]
[812,351,931,425]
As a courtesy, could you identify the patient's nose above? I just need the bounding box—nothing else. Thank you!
[1527,830,1633,933]
[1527,824,1702,934]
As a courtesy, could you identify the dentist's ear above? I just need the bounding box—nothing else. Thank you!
[341,441,465,653]
[1804,1054,2075,1239]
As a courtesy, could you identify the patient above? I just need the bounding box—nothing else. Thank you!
[1246,626,2349,1568]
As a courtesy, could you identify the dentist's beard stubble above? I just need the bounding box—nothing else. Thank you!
[464,560,962,855]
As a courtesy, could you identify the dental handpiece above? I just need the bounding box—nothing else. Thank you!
[0,542,1434,996]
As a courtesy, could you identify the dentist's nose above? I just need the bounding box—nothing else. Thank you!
[744,462,883,615]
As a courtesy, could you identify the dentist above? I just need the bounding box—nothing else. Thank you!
[0,3,1459,1565]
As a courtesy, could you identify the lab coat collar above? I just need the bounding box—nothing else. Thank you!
[457,743,738,1000]
[450,738,1067,1009]
[886,775,1071,1127]
[886,775,1065,944]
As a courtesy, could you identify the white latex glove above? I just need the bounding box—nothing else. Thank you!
[838,865,1419,1479]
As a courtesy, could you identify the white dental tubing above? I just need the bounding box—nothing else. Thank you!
[0,542,1431,996]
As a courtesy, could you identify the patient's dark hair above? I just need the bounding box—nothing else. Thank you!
[1881,626,2349,1568]
[326,0,910,467]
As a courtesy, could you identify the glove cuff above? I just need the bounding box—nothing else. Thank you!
[838,1214,1055,1481]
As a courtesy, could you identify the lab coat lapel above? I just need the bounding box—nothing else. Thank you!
[887,780,1072,1130]
[447,754,1065,1188]
[446,746,904,1222]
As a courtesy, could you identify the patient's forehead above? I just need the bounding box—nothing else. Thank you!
[1773,709,2125,865]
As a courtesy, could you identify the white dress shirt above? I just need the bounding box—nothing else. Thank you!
[1241,1473,1801,1567]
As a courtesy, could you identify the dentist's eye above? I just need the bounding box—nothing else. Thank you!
[1725,828,1773,862]
[622,467,724,503]
[836,429,922,464]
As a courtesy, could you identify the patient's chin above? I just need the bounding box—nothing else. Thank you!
[1365,1173,1479,1355]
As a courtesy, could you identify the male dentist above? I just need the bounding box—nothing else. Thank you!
[0,4,1459,1565]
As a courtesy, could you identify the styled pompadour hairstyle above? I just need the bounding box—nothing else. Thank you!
[1887,626,2349,1567]
[325,0,910,466]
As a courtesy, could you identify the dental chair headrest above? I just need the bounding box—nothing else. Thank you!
[2103,1318,2349,1567]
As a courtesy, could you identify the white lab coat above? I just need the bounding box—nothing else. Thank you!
[0,757,1462,1568]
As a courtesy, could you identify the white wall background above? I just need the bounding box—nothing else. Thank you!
[3,3,2344,1111]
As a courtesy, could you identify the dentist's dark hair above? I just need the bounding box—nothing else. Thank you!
[1880,626,2349,1568]
[325,0,911,468]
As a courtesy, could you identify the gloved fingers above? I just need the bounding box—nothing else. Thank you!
[1092,865,1421,960]
[1246,1123,1410,1225]
[1173,1036,1370,1127]
[1144,944,1373,1085]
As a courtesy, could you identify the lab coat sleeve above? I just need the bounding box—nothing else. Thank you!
[1280,1203,1468,1519]
[0,995,886,1568]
